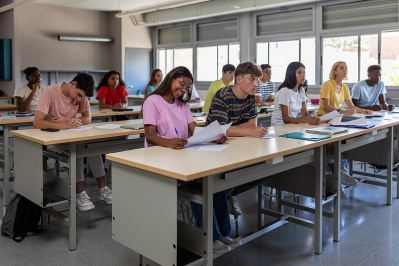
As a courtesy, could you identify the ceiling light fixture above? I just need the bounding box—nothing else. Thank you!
[57,35,114,43]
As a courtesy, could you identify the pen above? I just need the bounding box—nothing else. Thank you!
[174,127,179,137]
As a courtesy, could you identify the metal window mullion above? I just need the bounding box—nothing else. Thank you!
[378,32,382,64]
[358,35,361,81]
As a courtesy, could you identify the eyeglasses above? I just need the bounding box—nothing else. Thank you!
[178,78,192,91]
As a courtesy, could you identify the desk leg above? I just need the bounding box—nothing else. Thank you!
[2,126,10,213]
[68,143,77,251]
[315,146,323,254]
[203,176,214,266]
[333,142,341,242]
[387,127,393,205]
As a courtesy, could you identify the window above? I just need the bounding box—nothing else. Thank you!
[157,48,193,76]
[301,38,316,85]
[269,41,299,82]
[322,0,398,30]
[256,38,315,84]
[197,19,238,42]
[197,44,240,81]
[381,31,399,86]
[158,25,191,45]
[360,34,378,80]
[256,42,268,65]
[322,36,358,83]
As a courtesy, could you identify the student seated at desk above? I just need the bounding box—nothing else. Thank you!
[206,61,267,137]
[271,62,319,126]
[352,65,393,111]
[255,64,275,106]
[34,73,112,211]
[317,61,372,116]
[14,67,43,113]
[144,69,163,99]
[206,61,266,220]
[318,61,372,187]
[203,64,235,114]
[96,70,128,109]
[142,66,233,254]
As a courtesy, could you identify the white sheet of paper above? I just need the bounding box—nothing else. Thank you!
[319,110,341,122]
[187,121,231,146]
[331,117,369,126]
[68,126,94,131]
[262,127,277,139]
[94,124,121,129]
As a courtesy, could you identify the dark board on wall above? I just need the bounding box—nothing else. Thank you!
[125,48,152,95]
[0,39,12,80]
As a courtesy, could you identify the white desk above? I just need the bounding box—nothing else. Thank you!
[11,120,145,251]
[108,136,325,265]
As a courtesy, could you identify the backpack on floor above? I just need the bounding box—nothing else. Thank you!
[1,194,42,242]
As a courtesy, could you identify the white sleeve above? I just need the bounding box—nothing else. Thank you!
[14,85,26,98]
[301,89,307,102]
[191,84,200,99]
[275,88,290,106]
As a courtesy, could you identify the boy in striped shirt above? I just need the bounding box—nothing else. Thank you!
[255,64,275,106]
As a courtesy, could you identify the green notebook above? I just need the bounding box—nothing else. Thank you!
[279,132,331,141]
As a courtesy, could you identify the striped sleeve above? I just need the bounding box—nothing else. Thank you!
[206,93,229,125]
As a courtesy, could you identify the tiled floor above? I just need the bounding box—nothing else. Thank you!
[1,162,399,265]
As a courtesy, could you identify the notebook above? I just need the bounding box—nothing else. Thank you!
[305,126,348,136]
[14,112,35,117]
[120,123,144,130]
[112,108,133,112]
[279,132,331,141]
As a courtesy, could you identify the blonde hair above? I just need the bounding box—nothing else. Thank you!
[329,61,347,80]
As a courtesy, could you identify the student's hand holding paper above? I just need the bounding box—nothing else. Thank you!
[249,127,268,138]
[167,138,187,150]
[212,134,228,144]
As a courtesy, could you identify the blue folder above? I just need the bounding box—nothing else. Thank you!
[279,132,331,141]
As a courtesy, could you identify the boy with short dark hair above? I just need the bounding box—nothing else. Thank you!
[34,73,111,211]
[207,61,267,137]
[203,64,236,113]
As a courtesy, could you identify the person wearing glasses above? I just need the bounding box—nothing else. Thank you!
[142,66,230,254]
[255,64,275,106]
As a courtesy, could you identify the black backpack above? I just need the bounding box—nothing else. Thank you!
[1,194,42,242]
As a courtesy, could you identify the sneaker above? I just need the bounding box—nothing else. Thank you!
[77,191,95,211]
[341,170,358,187]
[99,186,112,204]
[213,240,231,254]
[227,195,242,218]
[220,236,241,248]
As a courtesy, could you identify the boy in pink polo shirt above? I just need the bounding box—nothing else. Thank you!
[34,73,112,211]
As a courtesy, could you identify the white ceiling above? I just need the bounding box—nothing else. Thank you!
[34,0,189,12]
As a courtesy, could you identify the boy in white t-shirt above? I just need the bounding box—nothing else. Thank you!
[271,62,319,126]
[14,67,43,112]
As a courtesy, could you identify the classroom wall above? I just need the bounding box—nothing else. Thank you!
[0,5,15,96]
[120,17,152,80]
[13,4,116,74]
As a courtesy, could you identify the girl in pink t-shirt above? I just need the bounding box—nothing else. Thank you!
[143,66,197,149]
[143,66,235,253]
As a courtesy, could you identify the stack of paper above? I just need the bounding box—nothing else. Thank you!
[330,116,375,128]
[319,110,342,122]
[187,121,231,146]
[305,126,348,136]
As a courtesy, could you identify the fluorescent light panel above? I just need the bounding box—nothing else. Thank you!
[57,35,114,43]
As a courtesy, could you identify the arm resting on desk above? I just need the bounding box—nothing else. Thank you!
[226,118,268,138]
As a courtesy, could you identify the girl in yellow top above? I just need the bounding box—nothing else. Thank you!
[318,61,372,116]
